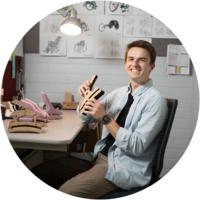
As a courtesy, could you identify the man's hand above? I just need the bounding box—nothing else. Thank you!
[83,98,107,121]
[78,80,94,96]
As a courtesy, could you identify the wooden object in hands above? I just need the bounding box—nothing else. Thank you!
[79,75,104,115]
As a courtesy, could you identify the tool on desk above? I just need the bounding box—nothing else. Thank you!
[41,92,63,119]
[43,102,62,110]
[8,110,43,134]
[79,75,104,115]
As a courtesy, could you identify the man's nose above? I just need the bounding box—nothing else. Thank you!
[131,60,139,67]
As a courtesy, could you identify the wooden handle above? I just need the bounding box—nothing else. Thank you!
[89,75,98,91]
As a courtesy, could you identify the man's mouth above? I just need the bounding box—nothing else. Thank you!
[131,69,141,72]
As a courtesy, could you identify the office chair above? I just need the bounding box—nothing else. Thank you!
[98,98,178,199]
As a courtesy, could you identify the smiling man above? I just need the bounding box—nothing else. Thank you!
[31,40,168,199]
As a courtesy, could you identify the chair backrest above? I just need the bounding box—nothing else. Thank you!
[149,98,178,185]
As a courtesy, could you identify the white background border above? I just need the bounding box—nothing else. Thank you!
[0,0,199,200]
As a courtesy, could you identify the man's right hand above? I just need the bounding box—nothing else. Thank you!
[78,80,94,96]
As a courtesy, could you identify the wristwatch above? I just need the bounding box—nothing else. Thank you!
[101,114,111,124]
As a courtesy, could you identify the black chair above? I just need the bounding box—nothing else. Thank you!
[99,98,178,199]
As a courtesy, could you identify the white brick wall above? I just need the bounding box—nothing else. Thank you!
[23,54,199,178]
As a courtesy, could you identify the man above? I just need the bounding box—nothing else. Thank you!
[31,40,168,199]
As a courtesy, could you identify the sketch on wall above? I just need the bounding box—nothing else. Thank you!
[152,17,177,38]
[74,40,87,53]
[78,15,95,36]
[133,7,151,16]
[40,35,66,56]
[123,38,152,56]
[95,36,123,59]
[40,15,64,35]
[81,21,90,32]
[105,1,133,15]
[76,1,104,15]
[40,15,67,56]
[67,36,94,57]
[123,16,152,37]
[99,20,119,32]
[95,16,123,36]
[166,44,190,75]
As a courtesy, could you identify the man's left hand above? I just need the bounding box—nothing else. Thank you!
[83,98,107,121]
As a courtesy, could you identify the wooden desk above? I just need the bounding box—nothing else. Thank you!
[3,110,86,152]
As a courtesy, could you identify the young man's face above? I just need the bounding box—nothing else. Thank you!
[124,47,155,85]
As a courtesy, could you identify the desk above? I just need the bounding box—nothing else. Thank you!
[3,110,86,152]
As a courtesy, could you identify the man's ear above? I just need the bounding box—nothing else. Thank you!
[150,63,155,72]
[124,61,127,69]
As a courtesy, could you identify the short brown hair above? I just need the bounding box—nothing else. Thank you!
[125,40,156,65]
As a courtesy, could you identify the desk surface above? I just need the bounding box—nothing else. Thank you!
[3,110,86,151]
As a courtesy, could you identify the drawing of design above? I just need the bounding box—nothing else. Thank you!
[155,28,164,36]
[125,17,135,25]
[109,2,129,13]
[98,48,107,56]
[110,50,120,57]
[99,20,119,32]
[44,36,61,53]
[166,29,175,37]
[139,29,151,36]
[111,38,120,47]
[83,1,97,11]
[81,21,90,32]
[140,18,151,27]
[127,27,135,35]
[96,38,107,47]
[74,40,87,53]
[156,19,164,27]
[50,19,60,33]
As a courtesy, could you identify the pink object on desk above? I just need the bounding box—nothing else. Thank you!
[21,99,49,118]
[18,117,33,122]
[20,99,49,122]
[18,117,48,123]
[41,92,63,120]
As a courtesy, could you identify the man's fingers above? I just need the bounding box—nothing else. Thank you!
[83,82,89,90]
[84,105,92,110]
[86,80,90,86]
[85,101,94,107]
[87,98,96,102]
[83,110,92,115]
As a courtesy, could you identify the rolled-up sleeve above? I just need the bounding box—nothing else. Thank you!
[115,96,168,156]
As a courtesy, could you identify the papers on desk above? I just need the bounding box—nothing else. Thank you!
[166,44,190,75]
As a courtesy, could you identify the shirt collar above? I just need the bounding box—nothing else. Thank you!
[126,79,153,96]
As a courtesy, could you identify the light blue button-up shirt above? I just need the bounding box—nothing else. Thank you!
[71,79,168,190]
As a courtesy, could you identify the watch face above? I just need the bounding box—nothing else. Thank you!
[102,115,110,124]
[104,116,109,121]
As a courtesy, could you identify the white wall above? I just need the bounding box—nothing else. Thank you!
[23,54,199,177]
